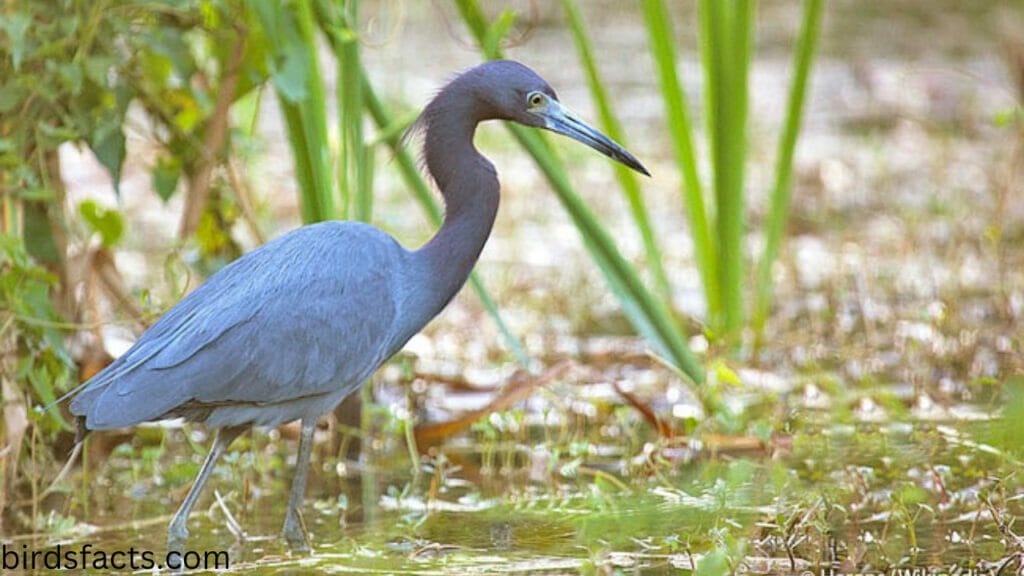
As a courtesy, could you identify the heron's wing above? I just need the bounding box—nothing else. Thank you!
[66,257,263,420]
[178,260,396,402]
[71,223,403,429]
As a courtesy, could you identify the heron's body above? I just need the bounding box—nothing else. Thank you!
[73,222,409,429]
[62,60,647,553]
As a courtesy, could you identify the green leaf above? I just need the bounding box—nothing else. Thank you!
[562,0,672,303]
[713,361,742,387]
[16,188,56,201]
[37,122,79,144]
[231,86,263,136]
[171,91,203,133]
[23,202,61,267]
[258,0,333,222]
[271,41,310,103]
[83,56,117,86]
[754,0,823,338]
[152,156,182,202]
[483,10,517,57]
[78,200,125,247]
[140,50,174,86]
[1,13,31,71]
[58,62,84,95]
[0,81,25,113]
[695,548,730,576]
[642,0,718,323]
[146,26,196,79]
[88,124,126,192]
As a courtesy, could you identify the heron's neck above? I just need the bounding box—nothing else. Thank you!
[414,102,499,317]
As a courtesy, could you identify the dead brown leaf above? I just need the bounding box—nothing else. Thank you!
[414,360,573,449]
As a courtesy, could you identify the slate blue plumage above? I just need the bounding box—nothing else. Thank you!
[64,60,649,552]
[72,223,404,429]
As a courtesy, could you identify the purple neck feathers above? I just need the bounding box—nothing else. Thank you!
[413,82,500,318]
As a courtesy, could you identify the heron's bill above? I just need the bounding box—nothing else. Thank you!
[538,100,651,177]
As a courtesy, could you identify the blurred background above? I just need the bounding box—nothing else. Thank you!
[2,1,1023,573]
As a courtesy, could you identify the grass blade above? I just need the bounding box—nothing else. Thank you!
[560,0,673,305]
[249,0,334,223]
[641,0,720,328]
[753,0,824,337]
[315,0,372,222]
[511,125,704,383]
[455,0,704,384]
[335,0,373,222]
[699,0,753,337]
[696,0,753,336]
[724,0,754,337]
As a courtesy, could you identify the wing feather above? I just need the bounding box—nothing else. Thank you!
[71,222,405,429]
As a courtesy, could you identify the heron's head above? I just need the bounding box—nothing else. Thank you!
[442,60,651,177]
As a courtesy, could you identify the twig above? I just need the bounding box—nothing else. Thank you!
[213,489,246,543]
[90,248,147,330]
[178,31,246,238]
[225,158,266,245]
[613,381,676,438]
[39,442,82,498]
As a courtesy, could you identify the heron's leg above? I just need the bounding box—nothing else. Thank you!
[283,418,316,552]
[167,426,245,553]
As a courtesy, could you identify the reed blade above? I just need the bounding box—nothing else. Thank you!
[754,0,824,338]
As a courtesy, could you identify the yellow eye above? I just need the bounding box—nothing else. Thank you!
[528,92,544,107]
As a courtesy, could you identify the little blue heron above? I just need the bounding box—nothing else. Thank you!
[58,60,649,552]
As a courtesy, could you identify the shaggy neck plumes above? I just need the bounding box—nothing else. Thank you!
[412,79,500,321]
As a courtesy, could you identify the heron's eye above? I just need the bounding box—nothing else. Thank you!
[527,92,545,107]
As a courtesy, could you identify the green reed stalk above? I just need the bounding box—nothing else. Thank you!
[753,0,823,338]
[561,0,673,305]
[641,0,720,330]
[700,0,754,337]
[249,0,334,222]
[334,0,373,222]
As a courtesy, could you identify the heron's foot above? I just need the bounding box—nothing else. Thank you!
[167,518,189,555]
[283,509,310,553]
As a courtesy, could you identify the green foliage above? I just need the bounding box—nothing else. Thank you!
[247,0,334,223]
[0,0,132,194]
[546,0,825,344]
[976,376,1024,459]
[0,235,72,431]
[641,0,720,326]
[695,548,730,576]
[316,0,373,222]
[701,0,756,336]
[77,200,124,247]
[0,0,268,250]
[152,156,183,202]
[192,188,243,275]
[754,0,825,336]
[0,1,268,479]
[561,0,672,305]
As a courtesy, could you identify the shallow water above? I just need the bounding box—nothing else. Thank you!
[11,392,1022,575]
